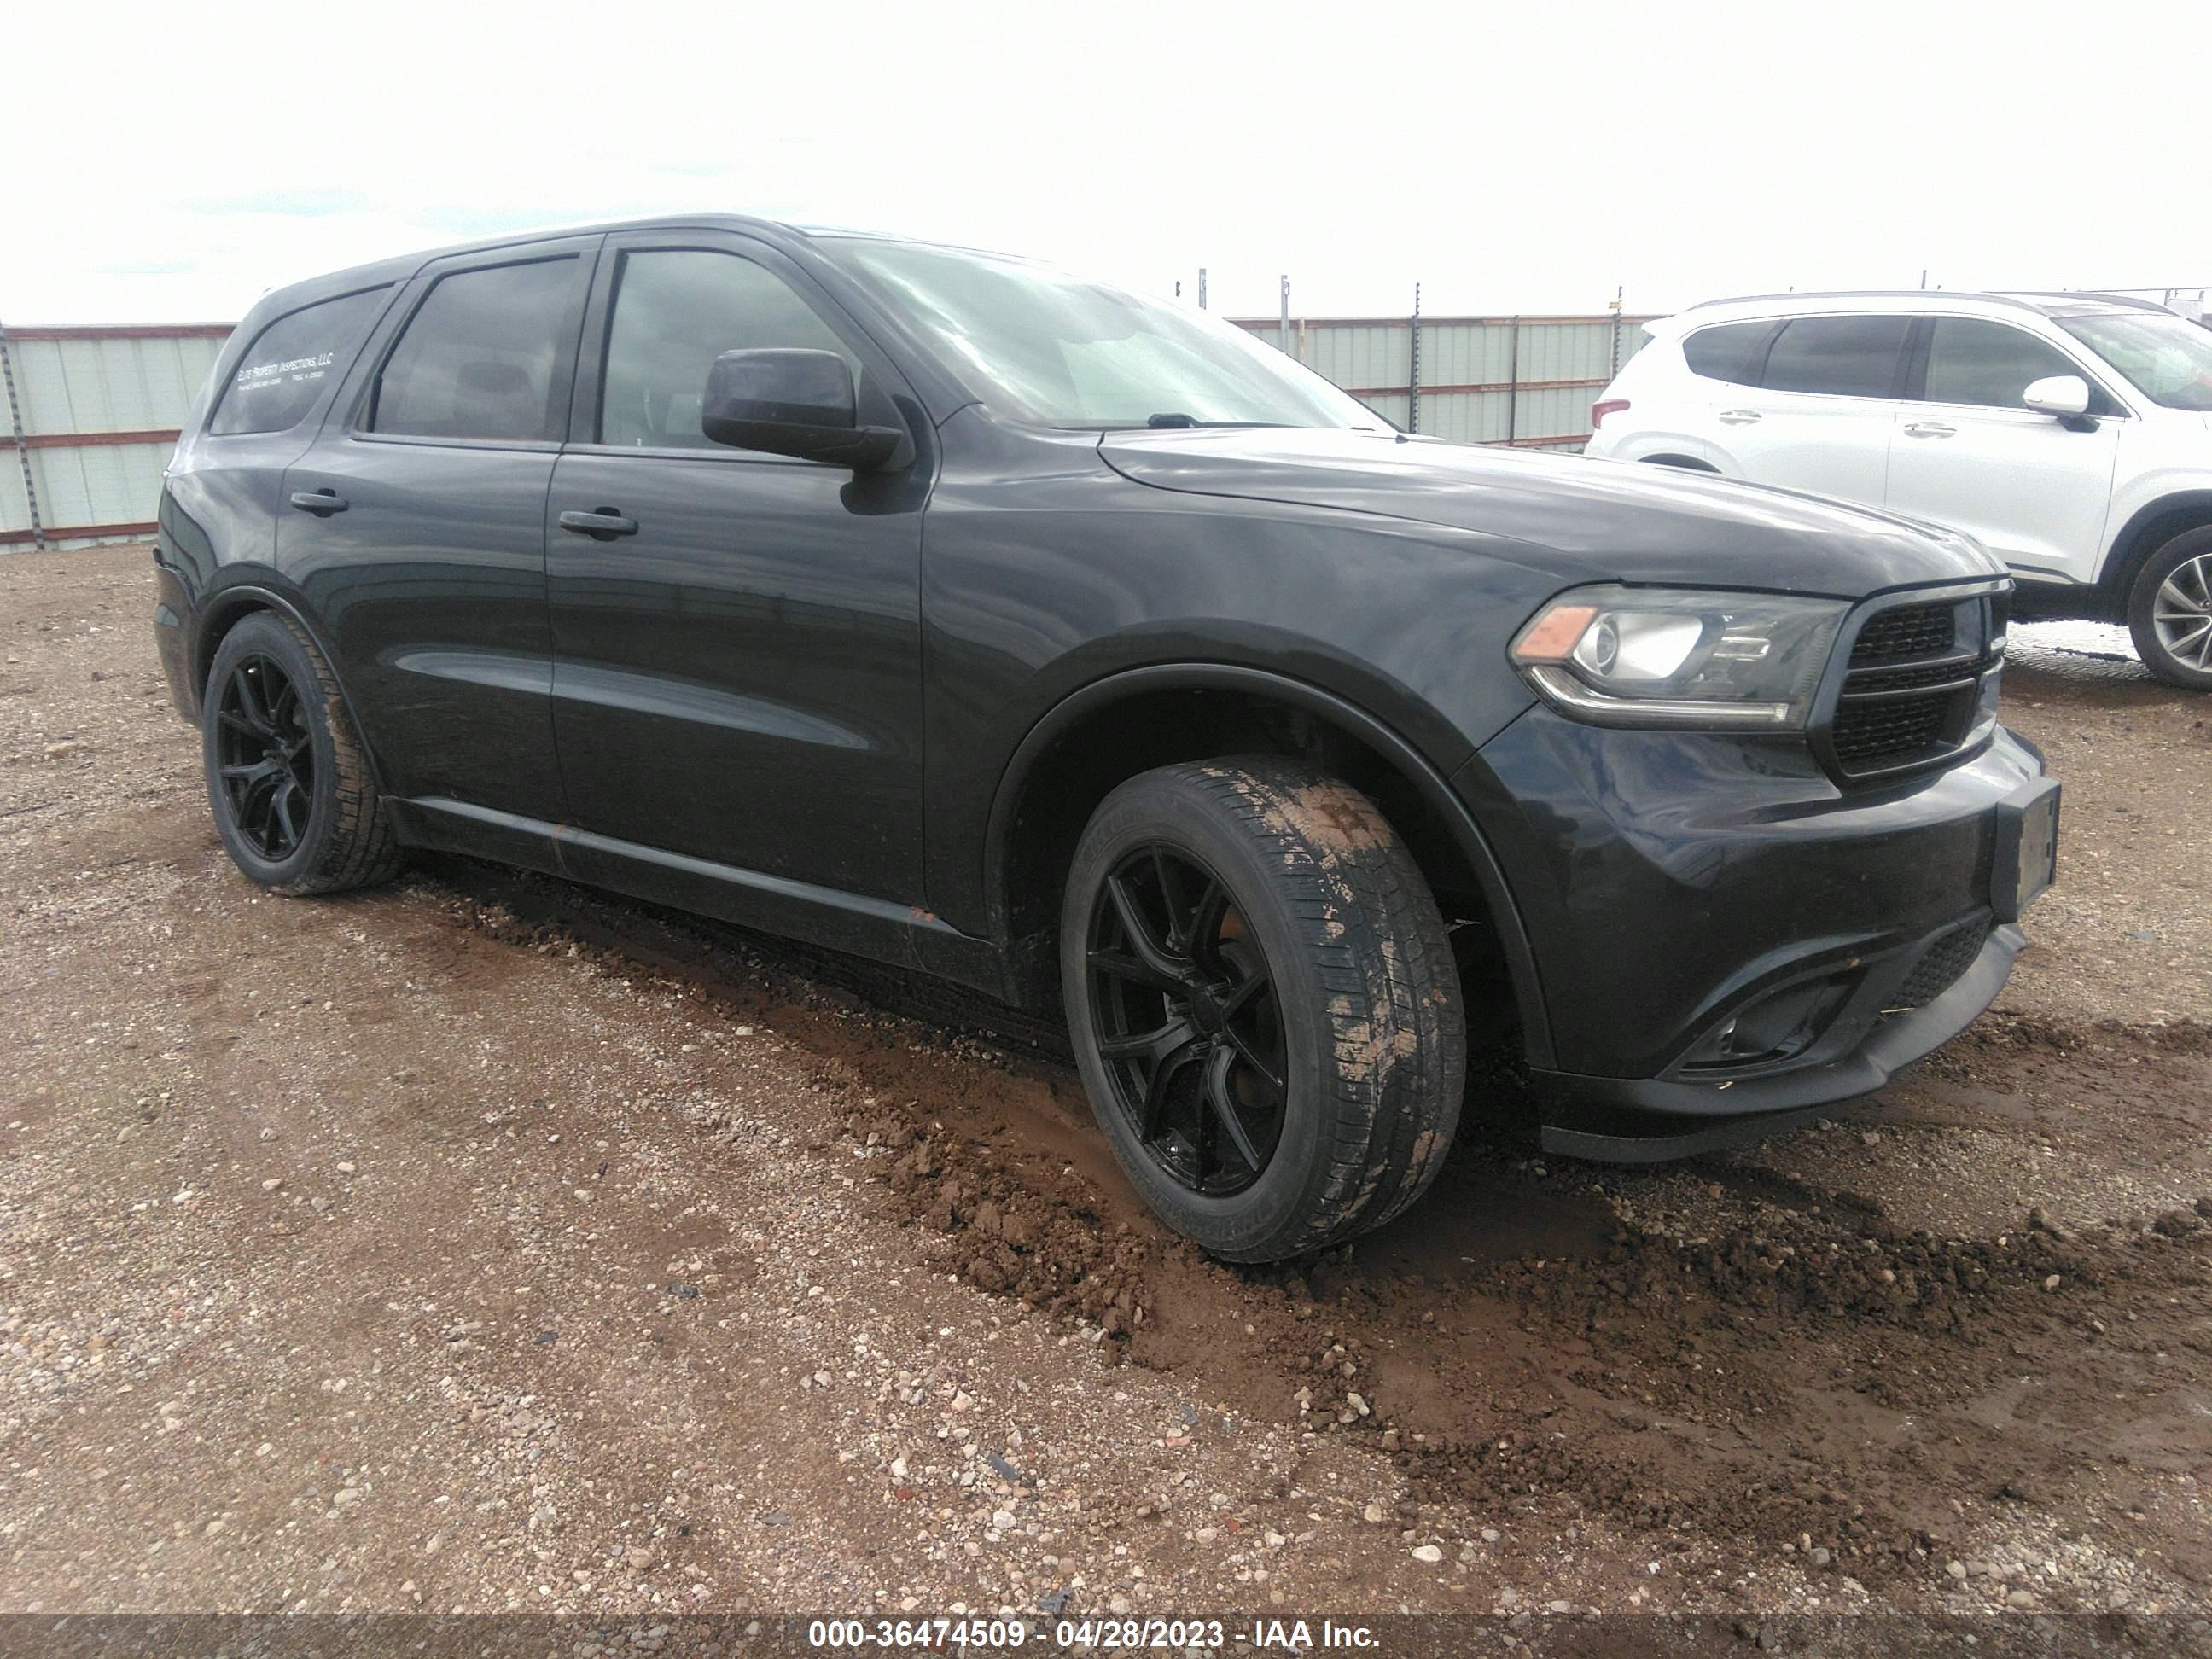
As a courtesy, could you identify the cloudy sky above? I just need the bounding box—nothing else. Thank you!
[6,0,2206,327]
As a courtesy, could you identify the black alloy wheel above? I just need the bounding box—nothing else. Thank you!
[1059,758,1467,1262]
[1084,843,1289,1196]
[199,608,402,895]
[215,653,315,860]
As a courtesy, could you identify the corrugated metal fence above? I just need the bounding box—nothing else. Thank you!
[0,323,230,550]
[1234,311,1656,451]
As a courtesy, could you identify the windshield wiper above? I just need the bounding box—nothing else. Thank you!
[1140,413,1292,428]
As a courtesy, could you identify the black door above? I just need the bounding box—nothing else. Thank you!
[545,231,930,904]
[280,238,598,821]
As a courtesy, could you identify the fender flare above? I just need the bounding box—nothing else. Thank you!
[981,661,1556,1068]
[2103,489,2212,595]
[193,579,394,797]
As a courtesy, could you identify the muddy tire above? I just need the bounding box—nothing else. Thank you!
[1060,757,1465,1262]
[2128,527,2212,690]
[201,611,403,894]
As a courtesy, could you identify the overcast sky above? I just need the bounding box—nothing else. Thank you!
[6,0,2206,327]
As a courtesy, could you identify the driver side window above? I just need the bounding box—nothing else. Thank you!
[1922,318,2122,416]
[598,249,859,450]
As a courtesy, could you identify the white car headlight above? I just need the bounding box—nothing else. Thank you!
[1511,585,1848,730]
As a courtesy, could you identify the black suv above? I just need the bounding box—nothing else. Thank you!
[154,217,2059,1261]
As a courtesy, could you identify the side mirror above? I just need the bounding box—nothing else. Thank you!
[700,348,903,470]
[2022,374,2091,420]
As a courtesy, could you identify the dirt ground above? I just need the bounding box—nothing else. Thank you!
[3,546,2209,1643]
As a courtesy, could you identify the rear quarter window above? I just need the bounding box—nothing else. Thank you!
[208,287,389,436]
[1680,320,1778,386]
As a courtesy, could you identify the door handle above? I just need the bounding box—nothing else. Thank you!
[558,508,640,541]
[1716,409,1762,425]
[288,488,348,516]
[1904,422,1957,439]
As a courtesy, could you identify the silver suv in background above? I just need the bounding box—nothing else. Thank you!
[1586,291,2212,688]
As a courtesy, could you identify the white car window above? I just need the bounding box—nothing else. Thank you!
[1923,319,2119,415]
[1761,316,1913,400]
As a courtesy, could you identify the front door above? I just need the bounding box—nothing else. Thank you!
[1881,317,2122,582]
[281,239,598,819]
[545,231,930,904]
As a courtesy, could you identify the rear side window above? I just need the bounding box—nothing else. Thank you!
[1680,320,1777,386]
[208,288,388,436]
[1923,318,2121,415]
[369,258,580,442]
[1761,315,1913,399]
[597,249,859,450]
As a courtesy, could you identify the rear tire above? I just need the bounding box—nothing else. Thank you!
[2128,527,2212,690]
[201,611,403,894]
[1060,757,1464,1262]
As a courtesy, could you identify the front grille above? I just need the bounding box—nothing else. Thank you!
[1824,591,2004,779]
[1834,694,1951,766]
[1859,658,1985,693]
[1852,604,1956,662]
[1892,918,1991,1008]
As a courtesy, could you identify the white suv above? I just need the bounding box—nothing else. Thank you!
[1585,291,2212,688]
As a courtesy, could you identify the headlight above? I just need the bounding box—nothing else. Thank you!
[1511,586,1846,730]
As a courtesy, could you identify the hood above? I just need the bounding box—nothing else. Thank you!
[1098,428,2006,598]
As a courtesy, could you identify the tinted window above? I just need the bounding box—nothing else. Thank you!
[208,288,388,436]
[599,250,856,450]
[1681,320,1776,386]
[370,258,579,441]
[1924,318,2114,412]
[1761,316,1912,399]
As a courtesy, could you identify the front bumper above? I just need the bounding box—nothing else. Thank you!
[1460,708,2051,1159]
[1530,919,2021,1160]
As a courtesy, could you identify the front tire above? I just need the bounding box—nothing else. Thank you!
[201,611,402,894]
[1059,758,1465,1263]
[2128,527,2212,690]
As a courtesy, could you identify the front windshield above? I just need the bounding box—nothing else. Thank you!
[823,237,1385,431]
[2058,312,2212,411]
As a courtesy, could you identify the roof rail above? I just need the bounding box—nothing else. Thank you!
[1684,289,2043,314]
[2006,290,2178,315]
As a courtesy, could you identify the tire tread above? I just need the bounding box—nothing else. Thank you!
[1064,756,1465,1261]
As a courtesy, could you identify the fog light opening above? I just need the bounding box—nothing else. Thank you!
[1684,972,1858,1072]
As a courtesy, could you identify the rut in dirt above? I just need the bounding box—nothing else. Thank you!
[429,853,2212,1585]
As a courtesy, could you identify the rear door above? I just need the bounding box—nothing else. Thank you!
[1650,317,1781,463]
[1713,313,1914,504]
[280,238,597,820]
[544,229,930,903]
[1881,316,2122,580]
